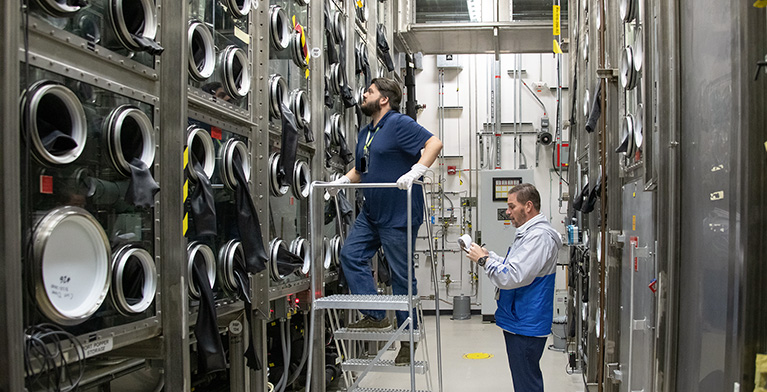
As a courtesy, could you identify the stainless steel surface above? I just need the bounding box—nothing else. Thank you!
[31,206,112,325]
[334,328,422,342]
[105,105,156,176]
[267,278,311,301]
[314,294,420,310]
[111,245,157,315]
[342,358,428,374]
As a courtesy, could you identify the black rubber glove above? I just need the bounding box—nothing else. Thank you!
[192,255,227,376]
[189,159,217,236]
[125,158,160,209]
[232,153,268,274]
[279,102,300,189]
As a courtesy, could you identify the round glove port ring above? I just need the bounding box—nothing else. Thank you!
[109,0,158,52]
[186,127,215,183]
[270,5,291,51]
[226,0,251,18]
[220,46,251,99]
[34,0,85,17]
[217,240,243,292]
[620,46,638,90]
[105,105,155,177]
[333,11,346,45]
[22,81,87,166]
[583,89,590,120]
[290,89,311,129]
[222,139,250,191]
[292,160,311,200]
[111,245,157,316]
[269,74,289,119]
[290,237,310,275]
[323,237,333,269]
[634,26,644,73]
[269,238,288,282]
[330,235,342,267]
[78,13,103,44]
[188,20,216,81]
[291,26,309,68]
[31,207,111,325]
[187,242,216,299]
[268,153,290,196]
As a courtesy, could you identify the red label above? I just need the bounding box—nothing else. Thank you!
[211,127,222,140]
[290,197,294,206]
[630,236,639,271]
[40,175,53,194]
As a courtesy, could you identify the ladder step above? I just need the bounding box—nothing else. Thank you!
[341,358,429,374]
[314,294,419,311]
[334,328,421,342]
[349,389,431,392]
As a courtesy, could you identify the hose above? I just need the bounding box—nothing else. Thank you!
[286,313,310,387]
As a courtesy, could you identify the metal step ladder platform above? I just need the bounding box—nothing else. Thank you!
[306,181,444,392]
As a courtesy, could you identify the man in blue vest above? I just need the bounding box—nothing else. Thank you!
[467,183,562,391]
[330,77,442,365]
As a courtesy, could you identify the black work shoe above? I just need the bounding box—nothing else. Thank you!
[347,316,392,330]
[395,341,418,366]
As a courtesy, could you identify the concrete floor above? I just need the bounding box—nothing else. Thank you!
[347,314,585,391]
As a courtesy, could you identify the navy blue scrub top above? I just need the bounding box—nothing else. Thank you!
[355,110,434,228]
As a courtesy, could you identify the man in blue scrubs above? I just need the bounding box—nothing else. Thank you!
[467,183,562,391]
[331,78,442,365]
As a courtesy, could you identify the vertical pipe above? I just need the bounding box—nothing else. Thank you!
[422,188,444,392]
[407,186,415,391]
[229,318,246,391]
[518,53,523,169]
[495,58,502,169]
[598,0,607,390]
[0,0,22,390]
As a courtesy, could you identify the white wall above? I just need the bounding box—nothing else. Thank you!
[410,53,571,310]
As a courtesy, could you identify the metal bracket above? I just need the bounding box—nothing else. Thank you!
[635,246,650,259]
[606,362,623,382]
[597,68,619,81]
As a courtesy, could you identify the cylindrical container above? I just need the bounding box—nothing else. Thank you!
[552,315,567,350]
[452,295,471,320]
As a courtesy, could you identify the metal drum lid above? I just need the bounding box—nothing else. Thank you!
[633,26,644,72]
[220,46,251,99]
[620,46,638,90]
[225,0,252,18]
[186,126,215,183]
[292,160,311,199]
[269,74,289,119]
[270,5,291,51]
[34,0,86,17]
[109,0,159,52]
[111,245,157,316]
[290,89,311,129]
[31,207,111,325]
[22,81,87,166]
[583,89,590,120]
[268,153,290,196]
[634,104,644,148]
[188,20,216,81]
[269,238,288,281]
[187,242,216,299]
[290,237,310,275]
[221,139,250,191]
[217,240,243,292]
[105,105,155,177]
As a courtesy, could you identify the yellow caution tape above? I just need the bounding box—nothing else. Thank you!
[183,146,189,236]
[553,5,561,35]
[553,40,563,54]
[357,0,363,8]
[754,0,767,8]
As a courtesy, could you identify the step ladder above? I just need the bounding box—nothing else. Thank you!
[306,181,444,392]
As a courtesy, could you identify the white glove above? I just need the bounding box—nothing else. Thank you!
[396,163,428,190]
[327,175,351,197]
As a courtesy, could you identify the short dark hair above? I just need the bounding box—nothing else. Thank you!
[371,77,402,111]
[508,183,541,211]
[201,81,223,95]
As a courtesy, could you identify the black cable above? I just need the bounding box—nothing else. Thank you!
[24,324,86,391]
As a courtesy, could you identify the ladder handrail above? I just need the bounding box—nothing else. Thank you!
[307,180,438,391]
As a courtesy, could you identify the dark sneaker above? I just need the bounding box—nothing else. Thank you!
[395,341,418,366]
[347,316,392,330]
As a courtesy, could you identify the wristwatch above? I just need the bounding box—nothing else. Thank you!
[477,255,488,267]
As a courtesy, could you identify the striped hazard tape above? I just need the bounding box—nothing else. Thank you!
[183,146,189,236]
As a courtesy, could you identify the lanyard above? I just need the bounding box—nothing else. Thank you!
[363,126,380,152]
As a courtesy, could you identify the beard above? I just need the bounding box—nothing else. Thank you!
[360,98,381,116]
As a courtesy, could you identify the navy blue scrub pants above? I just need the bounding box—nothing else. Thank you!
[503,331,547,392]
[340,211,419,329]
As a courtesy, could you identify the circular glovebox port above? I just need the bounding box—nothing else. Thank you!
[268,153,290,196]
[270,5,291,51]
[188,20,216,81]
[290,89,311,129]
[226,0,251,18]
[186,126,215,183]
[269,238,288,282]
[187,242,216,299]
[291,27,309,68]
[269,74,289,119]
[109,0,159,52]
[290,237,310,275]
[31,206,112,325]
[323,237,332,269]
[221,139,250,191]
[34,0,85,18]
[292,160,311,200]
[219,46,251,99]
[110,245,157,316]
[217,240,243,292]
[330,235,342,267]
[22,81,88,166]
[105,105,155,177]
[77,13,102,44]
